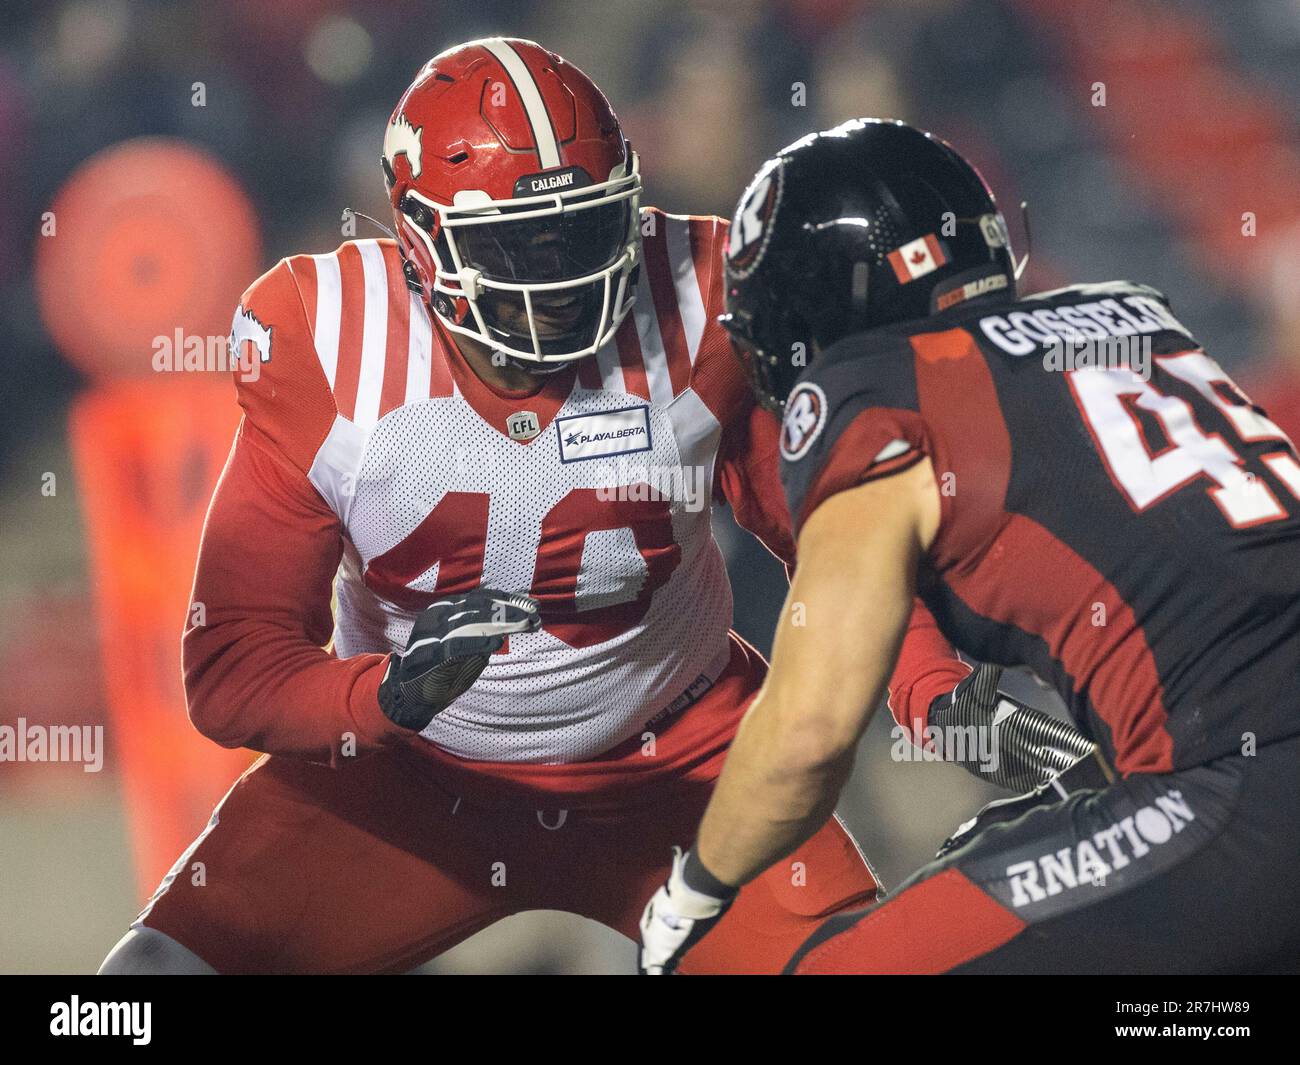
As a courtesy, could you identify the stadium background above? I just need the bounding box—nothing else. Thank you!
[3,0,1299,974]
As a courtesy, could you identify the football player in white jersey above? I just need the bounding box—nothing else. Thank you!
[99,38,970,975]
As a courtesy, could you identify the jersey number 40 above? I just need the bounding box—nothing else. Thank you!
[362,486,682,648]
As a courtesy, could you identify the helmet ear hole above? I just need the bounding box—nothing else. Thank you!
[381,155,397,190]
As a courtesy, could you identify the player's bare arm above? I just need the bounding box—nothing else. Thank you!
[696,458,941,887]
[639,458,939,972]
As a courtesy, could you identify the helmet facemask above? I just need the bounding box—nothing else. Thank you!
[396,156,642,364]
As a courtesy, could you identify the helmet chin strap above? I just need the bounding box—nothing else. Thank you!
[502,353,570,376]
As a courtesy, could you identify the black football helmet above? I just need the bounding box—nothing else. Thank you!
[721,118,1016,411]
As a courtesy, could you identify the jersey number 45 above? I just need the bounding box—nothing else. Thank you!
[1069,351,1300,529]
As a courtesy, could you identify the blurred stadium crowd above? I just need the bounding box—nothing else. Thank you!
[3,0,1300,973]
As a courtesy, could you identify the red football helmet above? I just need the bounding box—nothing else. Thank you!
[382,38,642,365]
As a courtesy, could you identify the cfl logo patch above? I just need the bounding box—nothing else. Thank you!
[507,410,541,442]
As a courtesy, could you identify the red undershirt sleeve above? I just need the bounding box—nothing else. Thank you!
[183,421,406,762]
[887,598,971,746]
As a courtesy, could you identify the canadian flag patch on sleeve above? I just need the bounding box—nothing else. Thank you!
[887,234,949,283]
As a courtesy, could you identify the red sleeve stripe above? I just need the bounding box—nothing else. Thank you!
[376,245,413,420]
[641,227,690,399]
[427,313,456,399]
[407,293,454,401]
[627,238,675,407]
[331,242,366,421]
[683,215,752,425]
[614,308,651,401]
[688,216,723,326]
[640,216,702,398]
[286,253,318,354]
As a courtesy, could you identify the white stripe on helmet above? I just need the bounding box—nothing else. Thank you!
[480,38,562,170]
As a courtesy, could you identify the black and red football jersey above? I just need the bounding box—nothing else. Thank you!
[781,280,1300,775]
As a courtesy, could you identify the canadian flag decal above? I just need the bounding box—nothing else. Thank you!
[886,234,949,283]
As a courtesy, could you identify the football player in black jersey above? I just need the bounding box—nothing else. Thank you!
[638,118,1300,974]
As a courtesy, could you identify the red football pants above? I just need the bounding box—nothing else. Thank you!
[137,746,879,974]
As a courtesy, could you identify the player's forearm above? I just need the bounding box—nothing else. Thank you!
[887,599,971,742]
[696,471,931,887]
[696,689,859,887]
[183,621,399,761]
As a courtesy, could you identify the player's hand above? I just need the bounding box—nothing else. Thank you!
[378,589,540,731]
[929,662,1101,793]
[638,848,735,975]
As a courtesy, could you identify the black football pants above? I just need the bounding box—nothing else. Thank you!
[787,733,1300,974]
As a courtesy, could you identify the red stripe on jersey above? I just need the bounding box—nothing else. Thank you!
[641,227,692,397]
[689,217,722,315]
[684,216,752,426]
[912,328,1012,562]
[615,313,651,401]
[377,246,412,418]
[910,328,1175,775]
[332,243,366,420]
[793,869,1025,974]
[288,255,318,339]
[577,353,603,390]
[947,514,1175,775]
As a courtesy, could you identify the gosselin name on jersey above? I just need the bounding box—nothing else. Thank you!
[222,209,771,765]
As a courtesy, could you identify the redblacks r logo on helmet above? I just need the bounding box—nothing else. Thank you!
[727,157,784,279]
[780,383,828,461]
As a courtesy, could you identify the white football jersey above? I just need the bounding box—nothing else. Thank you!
[249,213,747,763]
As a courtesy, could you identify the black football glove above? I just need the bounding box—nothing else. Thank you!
[928,662,1105,794]
[378,589,540,731]
[932,666,1116,859]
